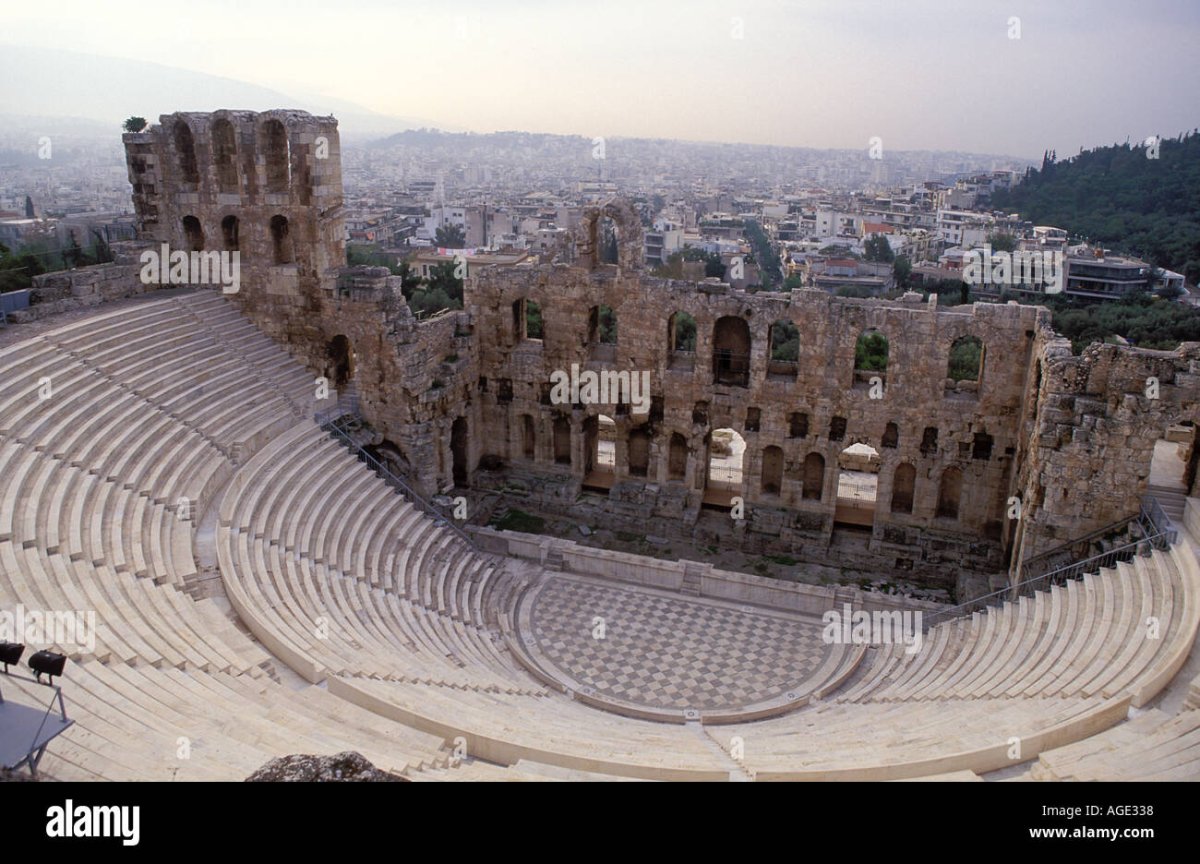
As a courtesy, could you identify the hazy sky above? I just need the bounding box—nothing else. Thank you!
[4,0,1198,156]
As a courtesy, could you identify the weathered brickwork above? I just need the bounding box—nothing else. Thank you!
[120,108,1200,586]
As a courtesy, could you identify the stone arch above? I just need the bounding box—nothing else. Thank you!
[802,452,825,501]
[270,214,293,264]
[628,426,651,477]
[173,120,199,187]
[221,215,239,251]
[713,315,751,387]
[761,445,784,495]
[947,335,984,395]
[553,415,571,465]
[326,334,354,389]
[576,199,644,271]
[181,215,204,252]
[668,432,688,481]
[937,466,963,519]
[262,118,290,194]
[854,328,889,386]
[211,118,239,194]
[891,462,916,514]
[767,318,799,379]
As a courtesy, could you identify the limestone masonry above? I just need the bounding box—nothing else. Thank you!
[119,110,1200,587]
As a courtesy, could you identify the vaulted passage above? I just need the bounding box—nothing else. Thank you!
[704,428,744,508]
[326,334,354,390]
[263,119,290,193]
[835,443,880,528]
[583,414,616,492]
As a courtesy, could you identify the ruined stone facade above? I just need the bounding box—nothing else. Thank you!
[122,109,1200,588]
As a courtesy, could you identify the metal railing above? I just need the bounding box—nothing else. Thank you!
[317,413,478,551]
[923,495,1178,631]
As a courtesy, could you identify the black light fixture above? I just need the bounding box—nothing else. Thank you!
[29,650,66,682]
[0,641,24,672]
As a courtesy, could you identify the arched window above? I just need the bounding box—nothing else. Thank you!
[937,467,962,519]
[174,121,199,186]
[946,335,984,396]
[553,415,571,465]
[761,445,783,495]
[712,316,751,387]
[221,215,239,251]
[263,119,290,193]
[668,433,688,481]
[802,452,825,501]
[182,216,204,252]
[270,215,293,265]
[522,415,536,459]
[628,427,651,477]
[211,119,239,194]
[891,463,916,514]
[767,319,799,379]
[854,329,888,387]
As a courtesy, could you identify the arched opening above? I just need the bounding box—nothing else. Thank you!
[583,414,616,492]
[802,452,825,501]
[628,426,651,477]
[891,462,916,514]
[588,305,617,361]
[761,445,784,495]
[946,335,984,397]
[522,414,536,460]
[263,119,290,193]
[712,316,751,387]
[668,432,688,481]
[211,118,239,194]
[326,335,354,390]
[936,466,963,519]
[451,417,469,487]
[668,311,696,370]
[767,318,799,380]
[182,216,204,252]
[599,215,619,266]
[853,329,888,388]
[881,421,899,449]
[270,215,293,265]
[835,443,880,528]
[221,215,239,252]
[174,121,199,187]
[703,428,744,508]
[553,415,571,465]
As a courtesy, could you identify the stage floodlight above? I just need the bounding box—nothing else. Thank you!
[0,641,24,672]
[29,650,66,682]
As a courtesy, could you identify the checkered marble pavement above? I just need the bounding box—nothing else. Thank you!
[525,576,835,712]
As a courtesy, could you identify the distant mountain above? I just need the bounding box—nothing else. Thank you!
[0,44,440,139]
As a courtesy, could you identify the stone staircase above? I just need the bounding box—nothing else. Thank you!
[1149,484,1188,525]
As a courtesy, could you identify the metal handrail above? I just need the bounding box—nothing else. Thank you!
[318,414,479,551]
[923,528,1174,631]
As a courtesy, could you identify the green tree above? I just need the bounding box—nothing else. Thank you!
[424,260,463,302]
[863,234,894,263]
[123,116,148,133]
[854,332,889,372]
[987,231,1018,253]
[893,255,912,289]
[435,223,465,248]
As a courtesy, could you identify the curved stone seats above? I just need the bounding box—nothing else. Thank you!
[330,676,732,781]
[1,657,449,781]
[838,545,1199,709]
[406,758,651,782]
[1030,705,1200,781]
[217,420,533,692]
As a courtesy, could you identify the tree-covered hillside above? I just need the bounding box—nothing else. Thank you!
[992,132,1200,283]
